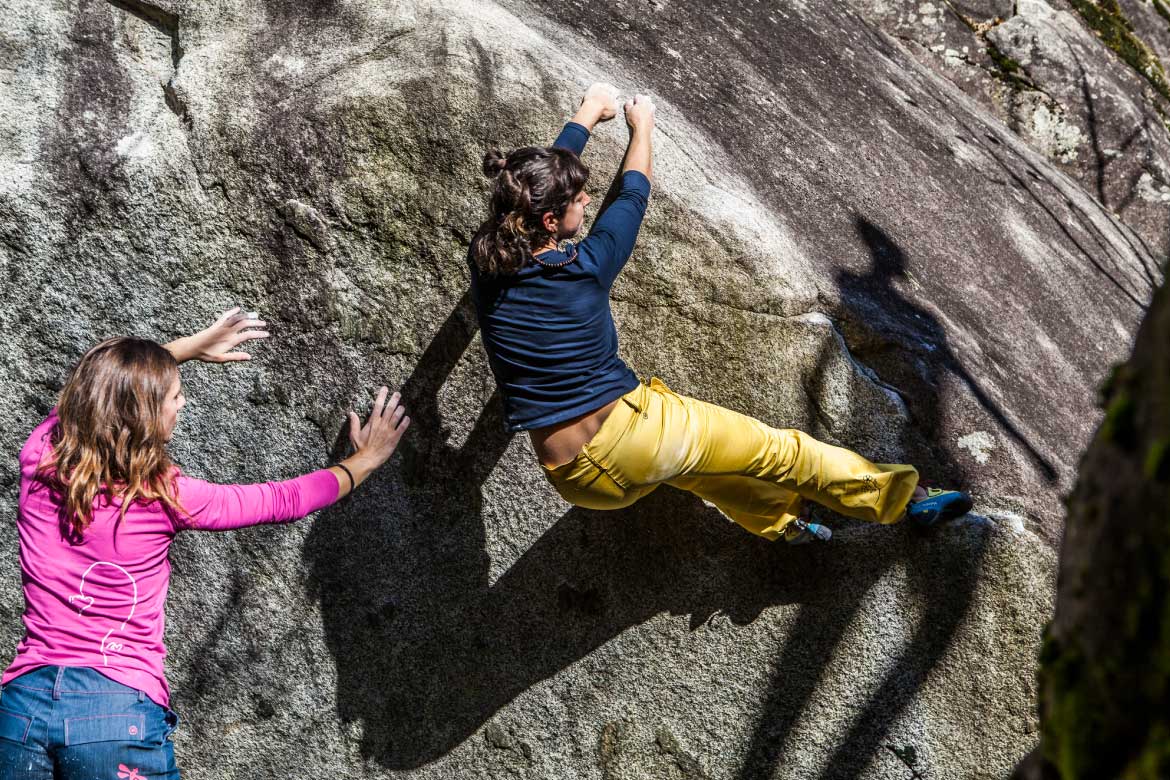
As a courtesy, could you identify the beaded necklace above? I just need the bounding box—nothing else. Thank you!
[531,241,579,268]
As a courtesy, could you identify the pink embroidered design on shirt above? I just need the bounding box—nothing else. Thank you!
[69,561,139,666]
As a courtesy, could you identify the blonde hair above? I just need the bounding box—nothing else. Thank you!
[41,337,185,541]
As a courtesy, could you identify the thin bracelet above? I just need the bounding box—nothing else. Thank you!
[334,463,356,495]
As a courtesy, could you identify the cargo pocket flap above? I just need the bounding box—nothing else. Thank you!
[64,714,145,745]
[0,708,31,743]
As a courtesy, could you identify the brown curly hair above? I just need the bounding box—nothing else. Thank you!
[470,145,590,275]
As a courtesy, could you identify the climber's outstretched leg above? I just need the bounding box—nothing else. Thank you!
[543,378,968,541]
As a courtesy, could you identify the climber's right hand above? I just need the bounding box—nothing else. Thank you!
[348,387,410,469]
[624,93,656,134]
[330,387,410,498]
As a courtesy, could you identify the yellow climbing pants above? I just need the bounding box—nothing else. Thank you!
[542,378,919,540]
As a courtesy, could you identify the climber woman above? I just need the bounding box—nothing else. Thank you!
[467,82,971,543]
[0,309,410,780]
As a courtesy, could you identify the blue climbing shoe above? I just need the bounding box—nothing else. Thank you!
[906,487,973,527]
[785,517,833,544]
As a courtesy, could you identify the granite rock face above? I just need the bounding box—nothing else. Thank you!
[0,0,1159,777]
[848,0,1170,261]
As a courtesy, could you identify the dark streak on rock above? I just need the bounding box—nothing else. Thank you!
[655,727,711,779]
[107,0,191,129]
[107,0,182,68]
[163,81,193,131]
[886,742,927,779]
[48,0,134,239]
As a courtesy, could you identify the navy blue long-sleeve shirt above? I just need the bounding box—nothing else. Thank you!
[469,121,651,432]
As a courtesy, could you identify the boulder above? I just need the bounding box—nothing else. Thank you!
[0,0,1157,776]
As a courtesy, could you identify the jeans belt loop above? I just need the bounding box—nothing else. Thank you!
[53,666,65,701]
[138,689,145,703]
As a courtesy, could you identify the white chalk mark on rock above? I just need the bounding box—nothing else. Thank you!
[958,431,995,464]
[115,131,155,159]
[984,510,1028,534]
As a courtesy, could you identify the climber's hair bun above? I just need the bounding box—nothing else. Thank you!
[482,150,508,178]
[471,145,590,276]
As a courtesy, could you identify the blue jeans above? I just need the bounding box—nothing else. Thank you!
[0,666,180,780]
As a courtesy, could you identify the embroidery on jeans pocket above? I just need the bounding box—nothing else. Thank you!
[63,714,146,745]
[117,765,144,780]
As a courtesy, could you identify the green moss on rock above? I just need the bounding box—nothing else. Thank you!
[1039,635,1110,778]
[1068,0,1170,104]
[1153,0,1170,30]
[1121,718,1170,778]
[987,40,1041,90]
[989,46,1022,75]
[1144,438,1170,480]
[1100,391,1137,446]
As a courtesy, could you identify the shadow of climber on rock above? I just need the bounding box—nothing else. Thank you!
[835,216,1057,484]
[734,511,989,780]
[733,221,992,779]
[305,292,927,769]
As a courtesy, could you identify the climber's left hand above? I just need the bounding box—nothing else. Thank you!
[165,307,270,364]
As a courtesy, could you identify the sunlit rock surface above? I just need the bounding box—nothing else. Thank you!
[849,0,1170,261]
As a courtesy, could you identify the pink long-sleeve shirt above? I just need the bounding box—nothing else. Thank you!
[2,411,340,707]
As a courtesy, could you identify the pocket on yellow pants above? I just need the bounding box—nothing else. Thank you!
[542,451,632,509]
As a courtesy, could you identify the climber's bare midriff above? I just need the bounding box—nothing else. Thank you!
[530,399,621,469]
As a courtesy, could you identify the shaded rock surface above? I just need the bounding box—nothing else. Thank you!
[0,0,1158,777]
[1013,223,1170,780]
